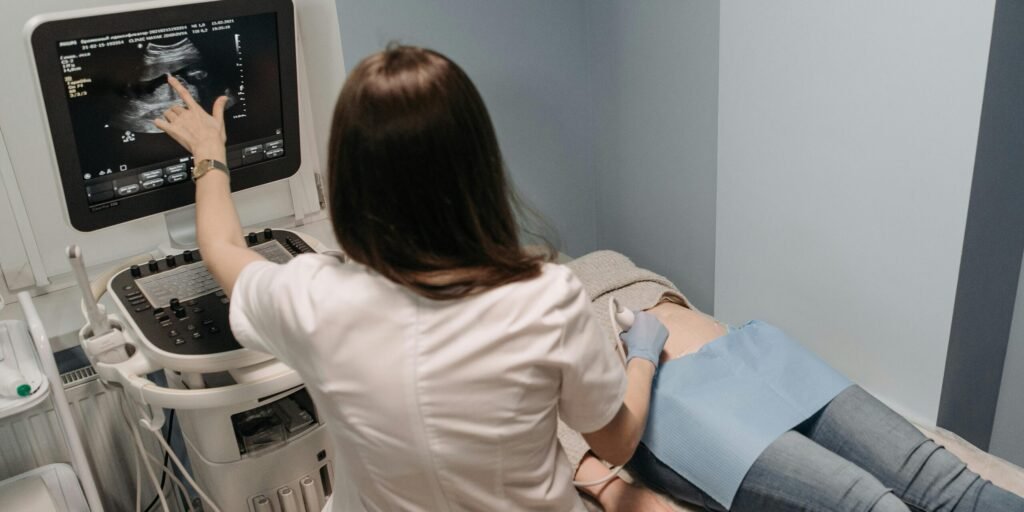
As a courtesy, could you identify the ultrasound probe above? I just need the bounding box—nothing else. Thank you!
[67,244,111,337]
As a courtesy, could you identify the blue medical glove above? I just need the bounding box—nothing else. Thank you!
[620,311,669,369]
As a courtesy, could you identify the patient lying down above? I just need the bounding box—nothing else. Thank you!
[565,252,1024,512]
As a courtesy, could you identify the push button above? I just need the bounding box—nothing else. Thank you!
[242,144,265,165]
[142,178,165,190]
[174,338,186,345]
[116,183,140,197]
[164,163,187,175]
[140,169,164,181]
[166,172,188,184]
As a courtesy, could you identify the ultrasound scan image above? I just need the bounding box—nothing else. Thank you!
[60,13,282,175]
[114,38,237,134]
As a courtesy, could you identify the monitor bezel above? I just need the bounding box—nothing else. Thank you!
[29,0,301,232]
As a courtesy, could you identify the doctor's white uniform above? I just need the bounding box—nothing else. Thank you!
[229,254,626,511]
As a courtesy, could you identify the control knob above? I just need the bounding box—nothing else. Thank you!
[148,259,158,272]
[130,265,141,278]
[183,250,194,263]
[169,298,181,310]
[165,255,177,267]
[247,232,258,244]
[263,228,273,240]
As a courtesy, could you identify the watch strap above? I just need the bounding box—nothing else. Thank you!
[192,159,229,182]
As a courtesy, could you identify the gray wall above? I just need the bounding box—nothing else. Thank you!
[991,248,1024,465]
[715,0,996,422]
[938,0,1024,452]
[586,1,720,311]
[336,0,596,256]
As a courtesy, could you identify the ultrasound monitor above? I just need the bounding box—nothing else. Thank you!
[29,0,301,232]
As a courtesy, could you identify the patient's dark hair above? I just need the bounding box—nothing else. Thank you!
[328,44,553,300]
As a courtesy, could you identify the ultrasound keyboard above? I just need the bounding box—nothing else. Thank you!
[110,229,316,357]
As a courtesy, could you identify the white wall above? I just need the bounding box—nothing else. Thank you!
[991,251,1024,466]
[587,1,719,311]
[336,0,597,256]
[715,0,995,422]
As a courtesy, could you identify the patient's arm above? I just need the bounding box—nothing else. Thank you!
[647,300,727,362]
[576,453,673,512]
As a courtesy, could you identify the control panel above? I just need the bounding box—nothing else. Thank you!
[110,229,315,357]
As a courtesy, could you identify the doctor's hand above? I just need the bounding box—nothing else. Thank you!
[620,312,669,370]
[154,74,228,163]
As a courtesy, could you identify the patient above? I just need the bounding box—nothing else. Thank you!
[564,251,1024,512]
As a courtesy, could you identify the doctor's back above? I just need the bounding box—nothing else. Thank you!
[228,46,625,511]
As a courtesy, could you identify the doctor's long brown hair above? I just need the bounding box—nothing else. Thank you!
[327,45,553,300]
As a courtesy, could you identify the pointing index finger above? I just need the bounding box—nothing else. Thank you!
[166,74,199,109]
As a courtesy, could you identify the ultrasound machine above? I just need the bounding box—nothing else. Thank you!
[0,0,348,510]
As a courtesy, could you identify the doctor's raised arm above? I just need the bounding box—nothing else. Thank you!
[154,74,265,297]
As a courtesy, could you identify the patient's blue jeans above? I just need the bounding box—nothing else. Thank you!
[629,386,1024,511]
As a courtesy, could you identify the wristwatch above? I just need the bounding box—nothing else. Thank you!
[191,159,229,182]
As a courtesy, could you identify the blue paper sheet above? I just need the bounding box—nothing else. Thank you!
[640,320,853,508]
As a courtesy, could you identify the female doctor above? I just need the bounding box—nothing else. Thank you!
[154,45,668,511]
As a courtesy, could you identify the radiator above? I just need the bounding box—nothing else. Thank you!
[0,366,182,511]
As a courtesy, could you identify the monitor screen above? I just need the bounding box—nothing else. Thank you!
[30,0,301,231]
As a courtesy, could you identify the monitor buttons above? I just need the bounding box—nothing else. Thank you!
[166,172,189,184]
[142,178,165,190]
[265,147,284,159]
[114,179,140,197]
[242,144,265,164]
[165,163,188,175]
[265,140,283,151]
[140,169,164,181]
